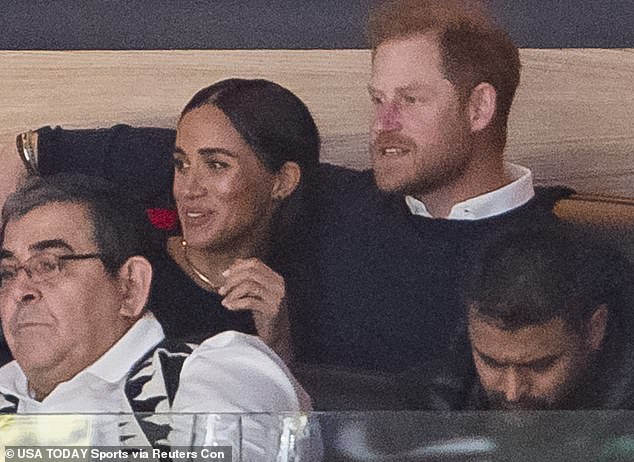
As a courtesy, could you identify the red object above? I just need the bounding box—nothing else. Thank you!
[147,208,179,231]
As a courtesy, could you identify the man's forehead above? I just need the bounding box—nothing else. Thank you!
[372,33,442,67]
[469,314,575,364]
[370,33,447,89]
[2,202,95,254]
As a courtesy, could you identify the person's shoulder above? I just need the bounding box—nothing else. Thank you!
[195,330,269,352]
[314,163,389,214]
[176,331,310,412]
[190,331,291,374]
[532,185,575,210]
[316,163,374,192]
[0,360,22,385]
[0,361,23,411]
[493,185,574,224]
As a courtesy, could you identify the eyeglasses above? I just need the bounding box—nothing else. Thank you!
[0,252,104,290]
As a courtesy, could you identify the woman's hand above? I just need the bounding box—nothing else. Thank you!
[219,258,292,363]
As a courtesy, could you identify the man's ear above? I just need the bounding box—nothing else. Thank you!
[588,303,608,351]
[116,256,153,320]
[468,82,497,133]
[272,161,301,201]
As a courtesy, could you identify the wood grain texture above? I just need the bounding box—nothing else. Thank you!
[0,49,632,196]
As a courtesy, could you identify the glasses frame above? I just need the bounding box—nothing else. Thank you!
[0,252,104,289]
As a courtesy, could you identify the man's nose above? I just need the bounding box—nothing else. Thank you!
[502,368,529,403]
[372,101,403,134]
[12,269,41,304]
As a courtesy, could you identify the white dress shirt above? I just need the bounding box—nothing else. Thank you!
[405,162,535,220]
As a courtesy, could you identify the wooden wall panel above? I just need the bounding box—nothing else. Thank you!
[0,49,632,196]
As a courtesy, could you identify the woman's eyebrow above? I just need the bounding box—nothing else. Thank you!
[198,147,238,159]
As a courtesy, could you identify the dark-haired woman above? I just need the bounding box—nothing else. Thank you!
[1,79,321,364]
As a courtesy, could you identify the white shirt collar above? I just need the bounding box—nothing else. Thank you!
[0,313,165,400]
[84,313,165,383]
[405,163,534,220]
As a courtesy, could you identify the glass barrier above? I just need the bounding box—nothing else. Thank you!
[2,412,634,461]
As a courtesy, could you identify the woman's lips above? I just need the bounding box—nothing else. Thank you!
[180,209,214,228]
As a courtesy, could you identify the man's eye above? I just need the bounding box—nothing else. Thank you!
[369,94,383,105]
[403,95,417,104]
[33,259,58,274]
[527,360,555,373]
[0,268,17,285]
[480,355,503,369]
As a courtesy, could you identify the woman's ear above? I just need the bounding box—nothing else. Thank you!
[272,161,301,201]
[588,303,608,351]
[468,82,497,133]
[117,256,153,320]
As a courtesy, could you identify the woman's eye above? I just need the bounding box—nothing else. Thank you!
[403,95,417,105]
[206,160,229,170]
[172,157,186,171]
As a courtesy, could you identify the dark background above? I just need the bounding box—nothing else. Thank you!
[0,0,632,50]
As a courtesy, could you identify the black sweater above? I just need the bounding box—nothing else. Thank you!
[300,165,573,372]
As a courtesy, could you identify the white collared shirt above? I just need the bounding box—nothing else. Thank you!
[0,313,165,414]
[405,163,535,220]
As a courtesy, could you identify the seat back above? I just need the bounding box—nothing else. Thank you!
[555,194,634,261]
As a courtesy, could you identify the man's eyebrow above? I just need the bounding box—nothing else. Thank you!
[475,347,559,368]
[395,83,433,94]
[29,239,75,253]
[474,347,506,367]
[367,83,433,97]
[523,355,559,368]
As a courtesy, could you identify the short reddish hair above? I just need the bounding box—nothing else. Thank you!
[367,0,520,147]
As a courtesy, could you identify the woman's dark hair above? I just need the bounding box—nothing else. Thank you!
[181,78,320,179]
[180,79,321,270]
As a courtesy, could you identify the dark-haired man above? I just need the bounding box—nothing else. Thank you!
[0,174,309,452]
[420,225,634,410]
